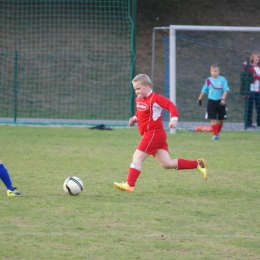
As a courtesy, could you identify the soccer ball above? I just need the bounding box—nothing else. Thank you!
[63,176,83,196]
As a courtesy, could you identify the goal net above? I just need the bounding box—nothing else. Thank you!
[0,0,134,126]
[152,25,260,130]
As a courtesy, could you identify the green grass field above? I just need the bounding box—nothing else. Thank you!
[0,126,260,260]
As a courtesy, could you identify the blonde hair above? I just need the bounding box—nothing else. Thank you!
[132,74,152,87]
[210,64,220,70]
[250,52,260,65]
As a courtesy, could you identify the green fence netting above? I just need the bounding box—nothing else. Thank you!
[0,0,135,126]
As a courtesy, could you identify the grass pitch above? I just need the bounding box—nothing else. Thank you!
[0,126,259,260]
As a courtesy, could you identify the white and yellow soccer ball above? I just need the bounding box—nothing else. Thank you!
[63,176,83,196]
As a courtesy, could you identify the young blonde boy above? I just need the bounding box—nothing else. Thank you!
[197,64,230,140]
[114,74,207,193]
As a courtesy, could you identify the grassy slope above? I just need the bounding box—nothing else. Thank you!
[136,0,260,75]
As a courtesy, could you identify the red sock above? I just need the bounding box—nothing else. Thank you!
[177,158,198,170]
[127,167,141,187]
[218,123,223,133]
[212,124,219,136]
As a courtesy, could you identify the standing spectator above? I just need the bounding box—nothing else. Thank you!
[243,52,260,128]
[197,64,230,140]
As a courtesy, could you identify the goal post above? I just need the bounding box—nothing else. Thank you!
[152,25,260,132]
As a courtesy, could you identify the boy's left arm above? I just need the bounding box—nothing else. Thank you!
[169,119,178,129]
[156,94,179,128]
[167,101,179,122]
[220,90,228,105]
[222,90,228,99]
[163,98,179,128]
[220,77,230,105]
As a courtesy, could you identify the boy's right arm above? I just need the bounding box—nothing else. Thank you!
[129,111,138,126]
[197,92,204,106]
[129,116,137,126]
[198,80,208,106]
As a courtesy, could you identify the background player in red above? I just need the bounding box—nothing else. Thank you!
[114,74,207,193]
[242,52,260,128]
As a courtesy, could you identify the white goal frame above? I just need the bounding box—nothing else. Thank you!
[169,25,260,133]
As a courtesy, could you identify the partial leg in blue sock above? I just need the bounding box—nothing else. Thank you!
[0,164,14,191]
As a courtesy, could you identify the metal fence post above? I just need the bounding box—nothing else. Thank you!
[13,51,18,123]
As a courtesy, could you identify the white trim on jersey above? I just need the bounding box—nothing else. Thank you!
[152,102,163,121]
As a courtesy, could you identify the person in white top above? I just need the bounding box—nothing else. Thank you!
[243,52,260,127]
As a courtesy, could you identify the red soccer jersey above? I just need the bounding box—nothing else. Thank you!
[134,91,179,136]
[244,65,260,83]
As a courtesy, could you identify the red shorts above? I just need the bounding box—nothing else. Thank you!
[137,129,168,156]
